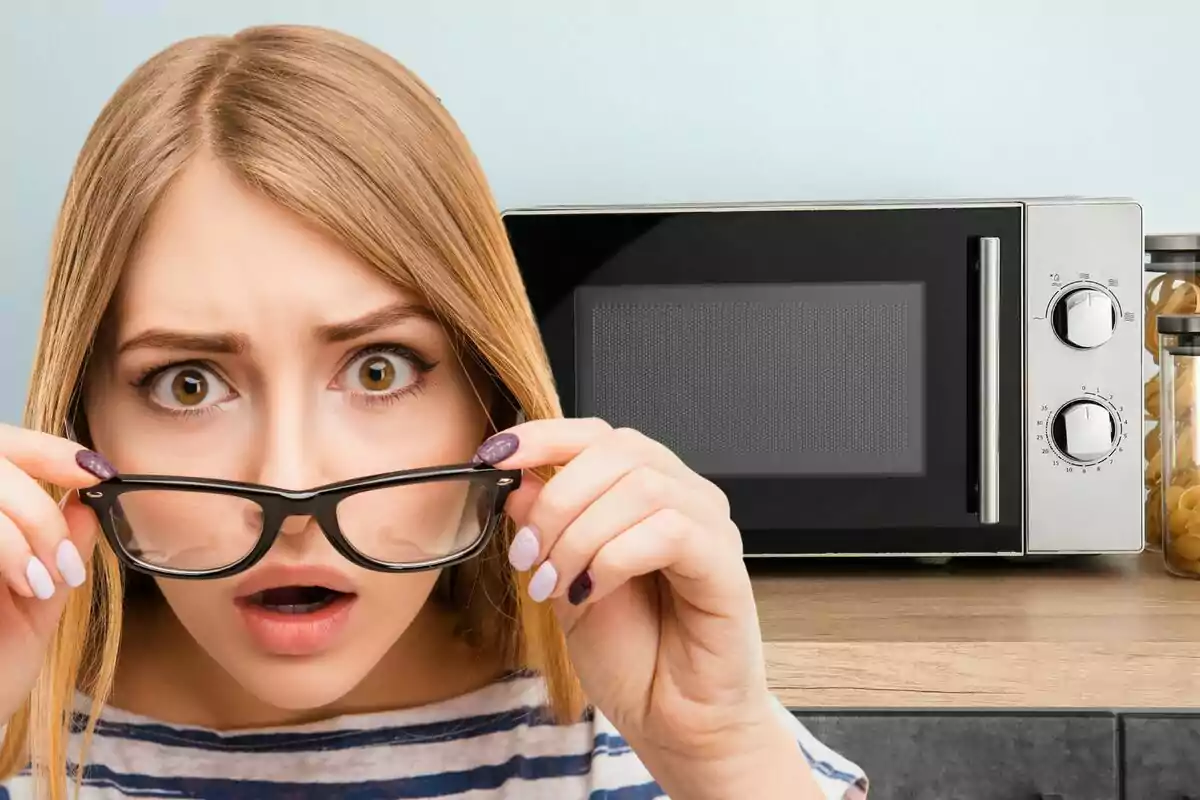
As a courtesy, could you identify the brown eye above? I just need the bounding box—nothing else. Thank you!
[172,370,208,405]
[342,349,418,397]
[148,365,232,413]
[358,356,396,392]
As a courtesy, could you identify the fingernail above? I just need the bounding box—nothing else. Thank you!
[25,556,55,600]
[528,560,557,603]
[55,540,86,588]
[508,526,540,572]
[473,433,519,465]
[75,450,117,480]
[568,570,593,606]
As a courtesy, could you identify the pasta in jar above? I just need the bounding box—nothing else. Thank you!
[1144,234,1200,571]
[1155,314,1200,578]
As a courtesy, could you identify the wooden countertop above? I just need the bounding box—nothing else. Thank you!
[751,552,1200,710]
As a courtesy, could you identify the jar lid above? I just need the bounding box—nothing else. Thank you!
[1158,313,1200,334]
[1148,233,1200,252]
[1147,233,1200,273]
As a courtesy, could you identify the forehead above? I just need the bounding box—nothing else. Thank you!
[116,156,414,332]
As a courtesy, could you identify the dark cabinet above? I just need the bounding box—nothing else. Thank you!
[1121,714,1200,799]
[790,708,1200,798]
[792,711,1120,800]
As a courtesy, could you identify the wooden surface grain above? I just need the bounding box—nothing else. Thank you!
[750,552,1200,709]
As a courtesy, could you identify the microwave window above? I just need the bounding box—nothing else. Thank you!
[575,283,925,478]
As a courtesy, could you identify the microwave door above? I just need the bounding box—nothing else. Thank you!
[504,206,1025,556]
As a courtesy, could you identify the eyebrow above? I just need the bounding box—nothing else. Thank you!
[317,300,438,343]
[117,330,247,355]
[116,301,438,355]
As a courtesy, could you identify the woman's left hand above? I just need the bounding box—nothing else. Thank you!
[473,417,813,794]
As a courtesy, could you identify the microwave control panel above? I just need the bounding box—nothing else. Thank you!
[1024,200,1144,554]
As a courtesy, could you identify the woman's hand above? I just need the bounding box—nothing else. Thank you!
[0,424,113,724]
[473,417,822,799]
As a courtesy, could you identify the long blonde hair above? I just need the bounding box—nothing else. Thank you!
[0,24,583,798]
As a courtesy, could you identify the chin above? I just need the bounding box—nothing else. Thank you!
[223,653,372,711]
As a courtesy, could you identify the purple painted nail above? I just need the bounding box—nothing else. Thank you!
[473,432,519,466]
[75,450,117,480]
[568,571,593,606]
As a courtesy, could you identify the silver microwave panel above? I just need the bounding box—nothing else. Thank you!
[1023,199,1144,554]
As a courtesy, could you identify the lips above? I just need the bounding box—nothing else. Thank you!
[232,565,359,656]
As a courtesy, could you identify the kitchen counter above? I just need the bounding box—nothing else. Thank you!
[751,551,1200,709]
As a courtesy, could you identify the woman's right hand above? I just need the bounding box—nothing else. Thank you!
[0,423,115,724]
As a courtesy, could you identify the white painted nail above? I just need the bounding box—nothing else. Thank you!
[528,560,558,603]
[25,557,55,600]
[508,527,540,572]
[56,540,86,588]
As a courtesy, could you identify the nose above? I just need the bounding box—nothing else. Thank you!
[279,513,316,537]
[249,387,319,492]
[247,388,329,541]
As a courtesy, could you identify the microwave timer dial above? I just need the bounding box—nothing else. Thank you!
[1049,283,1119,349]
[1046,398,1121,466]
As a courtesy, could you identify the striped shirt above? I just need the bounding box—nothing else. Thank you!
[1,670,867,798]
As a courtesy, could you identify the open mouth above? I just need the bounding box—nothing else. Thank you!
[241,586,352,615]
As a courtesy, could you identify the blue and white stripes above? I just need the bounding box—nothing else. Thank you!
[2,671,867,799]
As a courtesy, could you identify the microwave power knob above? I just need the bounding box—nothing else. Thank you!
[1049,400,1117,464]
[1050,286,1118,349]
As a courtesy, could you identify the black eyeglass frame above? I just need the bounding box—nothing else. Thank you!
[78,463,522,581]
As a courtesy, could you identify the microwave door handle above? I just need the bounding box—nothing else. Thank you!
[978,236,1001,525]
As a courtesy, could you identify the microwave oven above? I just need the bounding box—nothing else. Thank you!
[501,198,1145,557]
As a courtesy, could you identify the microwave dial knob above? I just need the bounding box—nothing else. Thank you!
[1051,286,1117,349]
[1050,400,1117,464]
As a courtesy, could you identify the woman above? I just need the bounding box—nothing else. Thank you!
[0,24,867,799]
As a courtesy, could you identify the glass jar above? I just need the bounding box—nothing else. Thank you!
[1144,234,1200,552]
[1157,313,1200,577]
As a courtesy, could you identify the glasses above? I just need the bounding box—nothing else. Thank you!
[77,463,521,580]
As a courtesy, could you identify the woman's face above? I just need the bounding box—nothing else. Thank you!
[83,155,492,711]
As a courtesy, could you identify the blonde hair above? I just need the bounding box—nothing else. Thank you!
[0,24,584,798]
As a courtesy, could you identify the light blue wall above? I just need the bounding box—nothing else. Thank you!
[3,0,1197,423]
